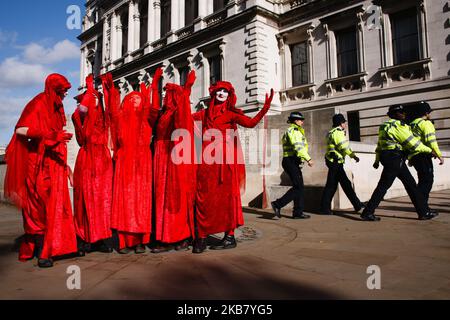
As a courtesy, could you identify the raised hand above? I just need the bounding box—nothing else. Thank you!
[184,70,197,91]
[151,68,163,90]
[86,74,95,91]
[264,89,274,108]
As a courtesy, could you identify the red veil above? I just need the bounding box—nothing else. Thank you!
[5,74,77,260]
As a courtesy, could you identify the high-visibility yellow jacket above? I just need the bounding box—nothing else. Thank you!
[282,123,311,162]
[410,118,442,158]
[325,127,356,164]
[375,119,432,162]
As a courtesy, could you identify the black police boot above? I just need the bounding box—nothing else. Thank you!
[318,208,333,215]
[210,235,237,250]
[292,213,310,219]
[360,213,381,221]
[192,238,207,254]
[271,201,281,218]
[419,211,439,220]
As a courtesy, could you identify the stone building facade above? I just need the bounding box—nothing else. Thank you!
[77,0,450,210]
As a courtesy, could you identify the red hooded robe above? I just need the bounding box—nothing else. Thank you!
[107,81,159,248]
[153,81,196,244]
[72,75,113,244]
[193,81,270,237]
[4,74,77,261]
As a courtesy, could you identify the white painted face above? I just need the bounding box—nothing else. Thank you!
[216,89,229,102]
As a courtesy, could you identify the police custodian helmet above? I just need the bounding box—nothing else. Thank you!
[288,112,305,123]
[332,113,346,127]
[387,104,405,117]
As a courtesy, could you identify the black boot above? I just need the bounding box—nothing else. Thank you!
[209,235,237,250]
[135,244,146,254]
[419,211,439,220]
[271,201,281,219]
[97,238,114,253]
[38,258,54,268]
[192,238,207,254]
[77,237,87,257]
[35,235,53,268]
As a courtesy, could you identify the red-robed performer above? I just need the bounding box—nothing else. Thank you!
[192,82,274,253]
[152,70,197,253]
[101,70,162,254]
[4,74,77,268]
[72,74,113,255]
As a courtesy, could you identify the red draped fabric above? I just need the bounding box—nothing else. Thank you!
[4,74,77,261]
[153,80,196,244]
[106,79,158,247]
[193,81,270,237]
[72,75,113,244]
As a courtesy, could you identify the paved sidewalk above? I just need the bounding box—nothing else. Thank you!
[0,190,449,300]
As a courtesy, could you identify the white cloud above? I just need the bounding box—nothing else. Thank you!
[23,39,80,64]
[0,57,52,89]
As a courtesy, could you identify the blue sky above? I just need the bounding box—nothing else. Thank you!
[0,0,85,146]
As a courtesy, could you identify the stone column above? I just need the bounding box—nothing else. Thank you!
[110,12,118,62]
[145,0,155,53]
[80,47,86,87]
[127,1,136,56]
[116,13,123,59]
[134,1,141,50]
[101,15,110,72]
[195,0,214,31]
[154,1,161,40]
[171,0,180,32]
[198,0,207,17]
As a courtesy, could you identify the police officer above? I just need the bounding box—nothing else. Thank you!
[408,101,444,212]
[319,114,365,215]
[360,104,437,221]
[271,112,313,219]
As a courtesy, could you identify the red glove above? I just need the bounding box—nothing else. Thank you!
[263,89,274,110]
[184,70,196,91]
[54,130,73,143]
[151,68,163,90]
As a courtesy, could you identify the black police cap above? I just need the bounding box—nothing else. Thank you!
[387,104,405,116]
[288,112,305,121]
[415,101,432,115]
[332,113,346,126]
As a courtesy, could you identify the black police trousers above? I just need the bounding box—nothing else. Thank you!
[320,159,363,213]
[273,156,304,215]
[362,150,428,217]
[410,153,434,206]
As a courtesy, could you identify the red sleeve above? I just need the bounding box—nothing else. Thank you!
[231,105,269,128]
[71,110,85,147]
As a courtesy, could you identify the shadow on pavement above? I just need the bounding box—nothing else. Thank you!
[108,255,343,300]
